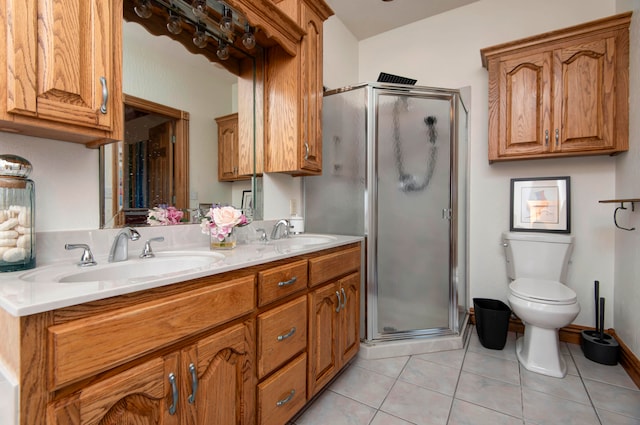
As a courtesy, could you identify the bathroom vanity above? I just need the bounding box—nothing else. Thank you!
[0,230,361,425]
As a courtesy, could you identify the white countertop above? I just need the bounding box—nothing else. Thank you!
[0,228,362,317]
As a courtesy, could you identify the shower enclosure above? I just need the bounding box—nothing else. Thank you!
[304,83,468,342]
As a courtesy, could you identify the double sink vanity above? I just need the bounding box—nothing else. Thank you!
[0,224,362,425]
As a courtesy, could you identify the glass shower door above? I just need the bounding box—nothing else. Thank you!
[372,88,453,338]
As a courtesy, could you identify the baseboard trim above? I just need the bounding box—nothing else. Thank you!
[469,308,639,388]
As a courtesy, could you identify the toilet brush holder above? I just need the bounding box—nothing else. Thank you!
[581,330,619,365]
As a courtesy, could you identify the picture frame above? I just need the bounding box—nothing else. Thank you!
[510,176,570,233]
[241,190,253,212]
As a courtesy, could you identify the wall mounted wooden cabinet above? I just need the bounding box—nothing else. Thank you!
[216,113,252,181]
[264,0,333,175]
[481,12,631,163]
[0,0,124,146]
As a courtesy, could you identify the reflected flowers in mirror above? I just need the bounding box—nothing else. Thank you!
[147,205,187,226]
[200,205,247,241]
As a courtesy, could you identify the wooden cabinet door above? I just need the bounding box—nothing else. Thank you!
[216,113,239,181]
[4,0,120,132]
[298,2,323,172]
[183,321,255,425]
[47,353,179,425]
[493,52,552,159]
[552,35,616,153]
[307,282,340,397]
[338,272,360,365]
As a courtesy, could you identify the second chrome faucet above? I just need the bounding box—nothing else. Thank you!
[108,227,141,263]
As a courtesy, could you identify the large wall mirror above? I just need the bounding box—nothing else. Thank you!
[100,9,263,228]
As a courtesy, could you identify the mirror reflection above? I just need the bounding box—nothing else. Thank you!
[100,21,259,228]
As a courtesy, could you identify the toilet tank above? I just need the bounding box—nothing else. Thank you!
[502,232,574,283]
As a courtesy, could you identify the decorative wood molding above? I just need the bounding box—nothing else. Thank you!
[469,308,640,389]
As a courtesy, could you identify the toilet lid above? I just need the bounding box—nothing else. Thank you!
[509,278,577,304]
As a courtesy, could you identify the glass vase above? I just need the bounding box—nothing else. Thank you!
[210,228,237,250]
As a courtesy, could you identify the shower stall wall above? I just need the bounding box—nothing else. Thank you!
[304,83,469,343]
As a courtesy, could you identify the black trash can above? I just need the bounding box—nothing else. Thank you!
[473,298,511,350]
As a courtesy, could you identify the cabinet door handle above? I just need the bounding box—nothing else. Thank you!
[555,128,559,146]
[187,363,198,404]
[544,129,549,146]
[277,327,296,341]
[278,276,297,287]
[99,76,108,114]
[168,372,178,415]
[335,291,341,313]
[341,287,347,310]
[304,142,310,160]
[276,389,296,407]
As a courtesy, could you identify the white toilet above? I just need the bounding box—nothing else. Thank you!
[502,232,580,378]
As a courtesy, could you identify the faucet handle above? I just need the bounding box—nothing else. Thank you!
[140,236,165,258]
[65,243,98,267]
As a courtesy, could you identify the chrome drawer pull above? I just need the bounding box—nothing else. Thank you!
[335,291,341,313]
[277,327,296,341]
[99,76,108,114]
[276,389,296,407]
[341,288,347,310]
[278,276,297,287]
[188,363,198,404]
[168,373,178,415]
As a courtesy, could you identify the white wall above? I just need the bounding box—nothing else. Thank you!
[356,0,623,328]
[614,0,640,358]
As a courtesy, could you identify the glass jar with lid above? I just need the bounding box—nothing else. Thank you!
[0,155,35,272]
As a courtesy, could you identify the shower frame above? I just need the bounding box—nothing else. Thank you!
[305,82,469,344]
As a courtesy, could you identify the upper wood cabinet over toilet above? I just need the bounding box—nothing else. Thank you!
[481,12,631,163]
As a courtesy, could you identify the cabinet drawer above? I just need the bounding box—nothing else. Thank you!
[258,353,307,425]
[49,275,255,390]
[258,259,308,306]
[257,296,307,378]
[308,245,360,287]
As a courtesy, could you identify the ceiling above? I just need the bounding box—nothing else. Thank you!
[324,0,480,40]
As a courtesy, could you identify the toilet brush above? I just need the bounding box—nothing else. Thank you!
[581,281,619,365]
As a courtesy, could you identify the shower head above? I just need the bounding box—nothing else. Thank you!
[425,116,437,126]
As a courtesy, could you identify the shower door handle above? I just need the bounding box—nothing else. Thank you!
[442,209,452,220]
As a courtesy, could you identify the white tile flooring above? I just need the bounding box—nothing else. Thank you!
[290,327,640,425]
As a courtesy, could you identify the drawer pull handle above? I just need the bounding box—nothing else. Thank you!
[99,76,108,114]
[188,363,198,404]
[341,287,347,310]
[168,373,178,415]
[278,276,297,287]
[277,327,296,341]
[335,291,341,313]
[276,389,296,407]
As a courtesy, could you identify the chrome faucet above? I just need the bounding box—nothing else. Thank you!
[270,219,291,240]
[108,227,141,263]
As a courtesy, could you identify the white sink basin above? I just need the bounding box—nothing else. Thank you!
[20,251,225,283]
[273,234,337,253]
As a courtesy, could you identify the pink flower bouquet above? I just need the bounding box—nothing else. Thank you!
[200,205,247,241]
[147,205,186,226]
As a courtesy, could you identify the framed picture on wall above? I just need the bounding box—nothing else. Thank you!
[241,190,253,212]
[510,176,571,233]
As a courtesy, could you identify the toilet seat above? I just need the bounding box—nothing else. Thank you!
[509,278,577,305]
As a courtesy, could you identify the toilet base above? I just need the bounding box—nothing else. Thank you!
[516,326,566,378]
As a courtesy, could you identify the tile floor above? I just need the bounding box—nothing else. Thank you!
[291,327,640,425]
